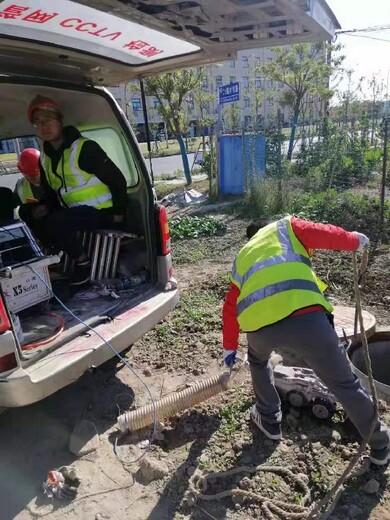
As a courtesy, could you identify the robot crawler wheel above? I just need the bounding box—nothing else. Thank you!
[286,390,308,408]
[311,397,335,420]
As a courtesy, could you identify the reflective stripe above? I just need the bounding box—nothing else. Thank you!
[16,178,33,203]
[70,191,112,208]
[59,174,104,195]
[234,217,311,287]
[237,279,322,315]
[68,139,89,185]
[16,179,24,201]
[231,260,241,287]
[44,138,113,209]
[277,218,290,254]
[240,253,311,286]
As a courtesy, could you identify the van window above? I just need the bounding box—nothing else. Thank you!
[0,136,39,174]
[81,127,139,188]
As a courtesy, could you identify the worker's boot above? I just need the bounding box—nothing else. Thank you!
[250,404,282,441]
[369,445,390,466]
[69,258,90,286]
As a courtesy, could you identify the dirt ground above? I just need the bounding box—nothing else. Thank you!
[2,211,390,520]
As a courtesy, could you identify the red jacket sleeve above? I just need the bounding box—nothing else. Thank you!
[291,217,359,252]
[222,283,240,351]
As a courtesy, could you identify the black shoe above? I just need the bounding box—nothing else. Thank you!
[250,404,282,440]
[69,260,90,286]
[369,445,390,466]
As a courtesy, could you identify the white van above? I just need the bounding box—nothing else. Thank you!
[0,0,339,407]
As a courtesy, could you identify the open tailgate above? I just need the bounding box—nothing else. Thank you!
[0,0,340,85]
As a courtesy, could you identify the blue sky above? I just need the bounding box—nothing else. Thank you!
[327,0,390,93]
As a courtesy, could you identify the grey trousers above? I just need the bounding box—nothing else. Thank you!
[247,311,390,451]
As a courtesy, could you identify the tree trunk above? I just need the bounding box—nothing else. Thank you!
[287,108,299,161]
[164,121,169,149]
[177,134,192,184]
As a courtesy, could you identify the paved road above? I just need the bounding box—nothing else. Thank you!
[0,172,21,191]
[0,153,193,191]
[149,153,194,176]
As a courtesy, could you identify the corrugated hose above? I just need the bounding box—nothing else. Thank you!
[117,371,231,433]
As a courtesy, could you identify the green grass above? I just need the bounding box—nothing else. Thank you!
[178,291,219,323]
[218,388,253,435]
[139,137,203,158]
[170,216,226,240]
[0,153,17,162]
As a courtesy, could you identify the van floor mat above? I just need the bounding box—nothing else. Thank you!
[19,284,153,357]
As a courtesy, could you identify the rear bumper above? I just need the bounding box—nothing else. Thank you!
[0,287,178,407]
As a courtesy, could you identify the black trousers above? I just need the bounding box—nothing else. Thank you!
[19,204,115,259]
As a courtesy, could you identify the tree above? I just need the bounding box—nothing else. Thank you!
[367,73,385,147]
[192,67,216,148]
[245,57,273,131]
[223,103,241,134]
[144,68,206,184]
[259,42,343,160]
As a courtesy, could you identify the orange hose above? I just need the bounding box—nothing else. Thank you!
[21,312,65,351]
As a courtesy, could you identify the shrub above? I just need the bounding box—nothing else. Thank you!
[170,216,226,240]
[290,190,390,243]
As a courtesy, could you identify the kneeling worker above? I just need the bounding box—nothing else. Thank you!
[14,148,44,206]
[222,216,390,465]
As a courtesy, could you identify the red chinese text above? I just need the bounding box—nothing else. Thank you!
[123,40,164,57]
[0,4,29,19]
[23,9,58,24]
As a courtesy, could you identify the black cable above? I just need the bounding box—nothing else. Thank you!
[343,33,390,43]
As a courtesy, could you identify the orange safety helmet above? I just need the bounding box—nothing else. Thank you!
[17,148,41,181]
[27,95,63,124]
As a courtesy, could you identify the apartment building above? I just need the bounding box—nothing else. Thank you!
[109,47,323,139]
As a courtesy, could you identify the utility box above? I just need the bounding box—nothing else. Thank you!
[219,134,265,195]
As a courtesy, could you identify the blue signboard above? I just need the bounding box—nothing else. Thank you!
[219,81,240,104]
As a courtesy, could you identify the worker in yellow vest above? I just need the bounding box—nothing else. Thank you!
[222,216,390,466]
[21,96,127,286]
[14,148,44,206]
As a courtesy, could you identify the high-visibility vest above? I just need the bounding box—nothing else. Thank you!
[15,178,34,204]
[230,216,333,332]
[42,138,113,209]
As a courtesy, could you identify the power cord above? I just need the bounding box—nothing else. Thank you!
[26,263,157,465]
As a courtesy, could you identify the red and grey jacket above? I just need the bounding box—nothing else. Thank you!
[222,217,360,351]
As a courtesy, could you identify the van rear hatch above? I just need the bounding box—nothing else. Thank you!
[0,286,179,407]
[0,0,340,85]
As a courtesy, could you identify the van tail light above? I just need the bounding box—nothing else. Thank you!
[0,295,16,374]
[159,206,171,256]
[0,353,17,373]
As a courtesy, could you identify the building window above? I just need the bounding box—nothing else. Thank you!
[255,78,262,88]
[255,57,261,67]
[187,97,194,110]
[216,76,223,88]
[229,60,236,68]
[279,82,284,88]
[242,76,249,88]
[202,78,209,91]
[153,98,160,109]
[244,98,250,107]
[244,115,252,128]
[268,80,274,88]
[131,98,141,112]
[229,76,236,84]
[242,56,249,68]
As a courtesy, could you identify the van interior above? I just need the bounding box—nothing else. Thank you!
[0,81,159,367]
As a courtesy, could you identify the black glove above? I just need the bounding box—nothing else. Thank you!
[57,466,81,500]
